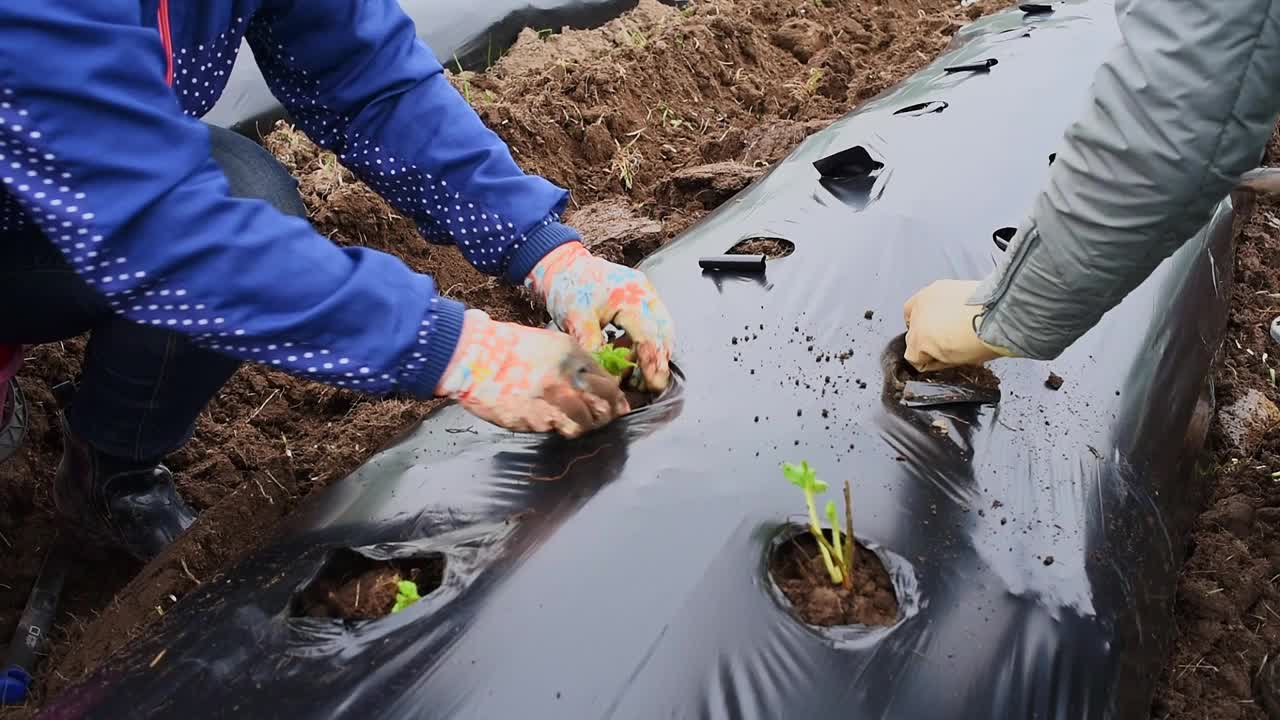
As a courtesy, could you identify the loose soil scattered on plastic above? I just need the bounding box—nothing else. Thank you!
[297,551,445,620]
[0,0,1010,710]
[771,533,897,627]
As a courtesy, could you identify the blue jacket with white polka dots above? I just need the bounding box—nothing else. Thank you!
[0,0,582,395]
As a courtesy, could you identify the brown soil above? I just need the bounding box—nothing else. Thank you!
[296,551,445,620]
[1149,133,1280,720]
[0,0,1009,712]
[1045,371,1064,391]
[728,237,796,259]
[772,532,898,627]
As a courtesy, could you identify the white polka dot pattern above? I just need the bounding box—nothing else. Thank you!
[0,83,461,394]
[244,13,572,281]
[171,16,249,118]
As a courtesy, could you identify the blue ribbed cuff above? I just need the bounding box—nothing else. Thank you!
[413,296,466,397]
[503,220,581,284]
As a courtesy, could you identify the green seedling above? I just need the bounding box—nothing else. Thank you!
[783,461,855,588]
[593,344,637,377]
[391,580,421,614]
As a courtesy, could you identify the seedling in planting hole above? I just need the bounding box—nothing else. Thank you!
[391,580,421,614]
[593,344,637,377]
[783,461,855,588]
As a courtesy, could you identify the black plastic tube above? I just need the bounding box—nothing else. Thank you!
[698,255,766,272]
[2,540,70,704]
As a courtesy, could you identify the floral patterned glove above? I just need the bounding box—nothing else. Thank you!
[526,242,675,391]
[435,309,628,438]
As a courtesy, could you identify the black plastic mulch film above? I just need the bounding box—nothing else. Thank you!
[45,1,1236,718]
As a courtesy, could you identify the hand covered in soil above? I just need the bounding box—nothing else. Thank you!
[436,309,629,437]
[903,280,1014,372]
[527,242,674,391]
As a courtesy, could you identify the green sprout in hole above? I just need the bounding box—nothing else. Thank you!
[592,343,637,377]
[391,580,421,614]
[783,461,855,588]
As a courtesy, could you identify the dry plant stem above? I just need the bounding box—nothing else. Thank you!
[842,480,855,589]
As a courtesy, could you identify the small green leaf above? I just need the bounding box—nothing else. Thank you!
[592,344,637,377]
[782,461,828,494]
[391,580,421,614]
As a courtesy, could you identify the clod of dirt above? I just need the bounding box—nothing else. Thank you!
[768,19,830,63]
[1216,388,1280,455]
[864,310,874,320]
[1045,372,1064,391]
[656,162,763,210]
[1200,494,1256,541]
[295,550,445,620]
[568,200,666,267]
[771,533,897,628]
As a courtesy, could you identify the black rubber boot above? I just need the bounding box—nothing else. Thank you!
[52,414,197,562]
[0,379,26,463]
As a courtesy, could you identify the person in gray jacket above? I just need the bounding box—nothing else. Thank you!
[903,0,1280,371]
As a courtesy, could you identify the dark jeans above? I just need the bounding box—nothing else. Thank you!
[0,125,308,462]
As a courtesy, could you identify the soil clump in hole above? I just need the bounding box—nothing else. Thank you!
[727,237,795,259]
[771,533,897,627]
[296,550,445,620]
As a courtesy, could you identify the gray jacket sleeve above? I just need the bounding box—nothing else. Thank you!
[971,0,1280,360]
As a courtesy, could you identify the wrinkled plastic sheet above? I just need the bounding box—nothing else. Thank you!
[45,1,1234,717]
[204,0,652,133]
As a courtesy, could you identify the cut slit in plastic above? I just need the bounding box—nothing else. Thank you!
[813,146,883,180]
[944,58,998,73]
[893,101,949,117]
[815,146,884,210]
[993,227,1016,251]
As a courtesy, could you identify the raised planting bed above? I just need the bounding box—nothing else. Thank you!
[43,3,1240,717]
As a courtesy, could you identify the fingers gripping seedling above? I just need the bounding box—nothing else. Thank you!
[783,461,855,588]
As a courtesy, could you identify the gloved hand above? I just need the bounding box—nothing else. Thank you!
[436,309,629,438]
[527,242,675,391]
[903,280,1014,372]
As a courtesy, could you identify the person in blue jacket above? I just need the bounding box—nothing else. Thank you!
[0,1,675,562]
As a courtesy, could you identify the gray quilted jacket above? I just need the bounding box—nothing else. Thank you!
[972,0,1280,359]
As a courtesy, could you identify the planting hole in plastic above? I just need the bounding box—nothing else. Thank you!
[993,227,1016,251]
[292,549,445,621]
[893,100,948,117]
[768,525,898,628]
[1048,152,1057,165]
[727,236,795,260]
